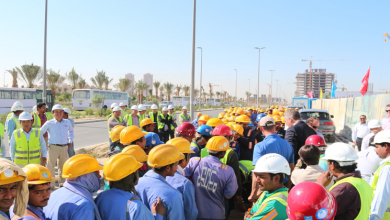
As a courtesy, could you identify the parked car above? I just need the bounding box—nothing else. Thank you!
[143,102,153,109]
[159,101,174,108]
[288,105,304,110]
[299,109,336,142]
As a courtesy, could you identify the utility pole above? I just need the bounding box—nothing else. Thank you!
[269,70,275,104]
[275,79,279,103]
[233,69,237,102]
[43,0,48,104]
[254,47,265,106]
[189,0,196,120]
[197,47,202,109]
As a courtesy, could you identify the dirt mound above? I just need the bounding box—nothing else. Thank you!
[75,143,110,158]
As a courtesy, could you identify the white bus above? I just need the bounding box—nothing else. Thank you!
[72,89,129,110]
[172,96,198,107]
[206,98,221,106]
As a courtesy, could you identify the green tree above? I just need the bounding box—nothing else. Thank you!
[175,84,182,96]
[65,68,79,90]
[135,80,148,103]
[16,63,42,88]
[91,94,105,109]
[182,85,190,96]
[216,91,221,99]
[114,78,132,92]
[159,86,164,101]
[77,76,87,89]
[163,82,174,101]
[47,69,65,102]
[153,81,161,99]
[6,68,18,88]
[90,70,106,90]
[148,89,153,101]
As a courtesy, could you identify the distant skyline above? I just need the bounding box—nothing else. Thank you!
[1,0,389,100]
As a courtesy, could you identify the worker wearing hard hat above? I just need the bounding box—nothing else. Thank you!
[157,107,173,143]
[11,164,57,219]
[31,103,51,148]
[167,105,177,139]
[138,104,147,122]
[190,125,213,158]
[176,122,196,143]
[369,129,390,220]
[96,154,165,220]
[305,135,328,171]
[108,125,126,156]
[197,115,210,126]
[144,132,164,154]
[120,126,147,150]
[108,107,125,151]
[357,135,381,183]
[119,102,127,117]
[141,118,156,132]
[121,145,149,177]
[124,105,140,127]
[361,119,382,151]
[107,103,119,120]
[136,144,185,219]
[10,112,47,168]
[44,154,103,220]
[244,154,290,220]
[179,106,191,125]
[185,136,238,220]
[206,118,224,129]
[273,115,286,139]
[5,102,24,148]
[166,138,198,220]
[191,112,202,128]
[148,104,160,133]
[235,115,256,161]
[317,143,372,220]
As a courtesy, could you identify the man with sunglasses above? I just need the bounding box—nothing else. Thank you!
[306,117,325,141]
[353,115,370,151]
[381,104,390,130]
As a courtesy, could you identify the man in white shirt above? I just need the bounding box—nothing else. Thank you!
[361,120,382,152]
[352,115,370,151]
[381,104,390,130]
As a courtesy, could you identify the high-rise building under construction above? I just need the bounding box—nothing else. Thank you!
[295,69,335,98]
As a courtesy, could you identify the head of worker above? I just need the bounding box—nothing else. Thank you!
[63,108,71,119]
[359,114,367,124]
[195,125,213,148]
[305,134,327,154]
[110,103,119,111]
[197,115,210,126]
[119,102,126,110]
[141,118,156,132]
[182,106,188,114]
[168,105,174,114]
[287,182,337,220]
[0,159,28,217]
[235,115,250,129]
[368,119,383,135]
[267,109,273,116]
[232,124,244,140]
[196,112,202,119]
[272,115,283,131]
[138,105,146,115]
[372,130,390,159]
[298,144,321,168]
[11,101,24,117]
[151,104,158,113]
[120,126,147,149]
[252,153,291,192]
[212,125,234,142]
[23,164,57,209]
[161,107,168,116]
[110,125,126,147]
[283,109,300,128]
[167,138,193,169]
[51,104,64,121]
[18,112,33,131]
[112,106,122,119]
[121,145,149,177]
[206,118,224,129]
[205,136,230,159]
[175,122,196,142]
[148,144,184,178]
[131,105,138,116]
[36,102,47,114]
[259,116,276,136]
[145,132,164,151]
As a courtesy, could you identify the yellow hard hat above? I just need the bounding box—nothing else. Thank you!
[0,168,25,186]
[227,122,236,126]
[23,164,57,185]
[103,154,143,181]
[235,115,250,123]
[198,115,211,122]
[140,118,155,128]
[62,154,103,179]
[120,125,147,145]
[232,124,244,136]
[197,112,202,117]
[295,108,299,110]
[222,118,229,124]
[218,113,225,119]
[260,109,264,113]
[236,109,245,115]
[121,145,148,162]
[110,125,126,143]
[226,113,231,117]
[224,109,228,112]
[273,109,279,114]
[226,123,235,131]
[147,144,184,168]
[276,106,279,109]
[273,115,282,122]
[166,137,194,154]
[206,118,224,127]
[281,116,285,124]
[229,116,236,122]
[278,112,284,117]
[205,136,230,152]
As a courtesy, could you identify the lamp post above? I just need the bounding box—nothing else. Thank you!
[190,0,196,120]
[197,47,202,109]
[254,47,265,106]
[233,69,237,102]
[275,79,279,103]
[43,0,48,104]
[269,70,275,105]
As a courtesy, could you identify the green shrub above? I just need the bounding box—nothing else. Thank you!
[85,108,94,116]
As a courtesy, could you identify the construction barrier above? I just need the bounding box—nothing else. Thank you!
[312,94,390,140]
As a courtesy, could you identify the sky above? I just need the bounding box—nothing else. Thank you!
[1,0,389,100]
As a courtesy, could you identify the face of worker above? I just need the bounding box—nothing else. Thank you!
[254,172,280,192]
[37,105,46,113]
[113,110,121,118]
[371,127,382,135]
[360,116,367,124]
[146,123,155,132]
[152,109,157,113]
[137,137,147,149]
[139,110,145,115]
[275,121,282,130]
[63,112,69,119]
[169,109,173,114]
[375,143,389,159]
[237,122,248,129]
[28,183,51,208]
[268,110,273,115]
[21,120,32,130]
[120,106,125,110]
[167,161,179,176]
[387,106,390,117]
[183,109,187,114]
[0,182,18,212]
[311,120,320,131]
[53,110,63,121]
[132,110,138,115]
[162,111,168,116]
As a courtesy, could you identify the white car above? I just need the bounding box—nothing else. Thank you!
[143,102,153,109]
[159,101,174,108]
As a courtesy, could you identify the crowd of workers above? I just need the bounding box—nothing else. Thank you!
[0,101,390,220]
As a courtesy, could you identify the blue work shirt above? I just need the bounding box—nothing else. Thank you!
[9,128,47,161]
[369,156,390,220]
[0,210,9,220]
[43,187,95,220]
[319,154,328,171]
[136,170,185,220]
[68,118,75,128]
[190,142,201,158]
[10,204,46,220]
[95,188,163,220]
[5,114,19,140]
[231,141,240,159]
[253,134,294,165]
[166,171,198,220]
[184,156,238,220]
[40,118,74,144]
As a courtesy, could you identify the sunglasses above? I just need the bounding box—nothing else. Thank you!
[312,126,318,129]
[386,110,390,112]
[360,118,366,120]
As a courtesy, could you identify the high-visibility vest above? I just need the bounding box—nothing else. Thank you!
[107,116,123,134]
[138,113,146,121]
[11,209,40,220]
[158,114,171,130]
[330,177,372,220]
[169,113,176,129]
[371,161,390,219]
[200,148,233,165]
[14,128,41,165]
[179,113,190,124]
[7,115,21,132]
[124,114,140,127]
[149,112,160,128]
[32,112,51,128]
[245,190,288,219]
[0,123,4,138]
[238,160,255,183]
[45,112,54,120]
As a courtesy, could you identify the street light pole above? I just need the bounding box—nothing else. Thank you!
[269,70,275,105]
[197,47,202,109]
[254,47,265,106]
[275,79,279,103]
[43,0,48,104]
[233,69,237,102]
[190,0,196,120]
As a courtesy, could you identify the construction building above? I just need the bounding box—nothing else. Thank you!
[295,69,335,98]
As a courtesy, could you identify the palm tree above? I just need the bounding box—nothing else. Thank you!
[182,85,190,96]
[6,68,18,87]
[202,92,207,103]
[47,69,65,102]
[65,68,79,90]
[148,89,153,101]
[153,81,161,99]
[104,76,113,90]
[246,91,252,105]
[135,80,148,103]
[159,86,164,101]
[77,76,87,89]
[223,91,227,102]
[194,88,199,98]
[163,82,174,101]
[175,85,182,96]
[114,78,132,92]
[16,63,42,88]
[90,70,106,90]
[58,87,62,93]
[216,91,221,99]
[209,91,214,99]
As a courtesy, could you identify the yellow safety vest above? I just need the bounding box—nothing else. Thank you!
[0,123,4,138]
[138,113,146,121]
[200,148,233,165]
[107,116,123,134]
[32,112,51,128]
[238,160,255,184]
[124,114,141,127]
[149,112,160,128]
[45,112,54,120]
[158,114,171,130]
[245,190,288,219]
[169,113,176,130]
[179,113,190,124]
[371,161,390,220]
[329,177,372,220]
[14,128,41,165]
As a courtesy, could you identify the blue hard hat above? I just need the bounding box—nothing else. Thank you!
[145,132,164,147]
[196,125,213,137]
[256,113,267,122]
[249,122,253,127]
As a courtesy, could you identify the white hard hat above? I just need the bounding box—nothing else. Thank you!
[368,119,382,129]
[111,103,119,109]
[322,142,358,166]
[63,108,72,115]
[52,104,64,111]
[372,130,390,145]
[182,106,187,110]
[139,105,146,111]
[162,107,168,111]
[131,105,138,110]
[11,102,24,112]
[151,104,158,110]
[252,153,291,175]
[112,106,121,112]
[32,105,37,112]
[138,104,144,109]
[168,105,174,110]
[18,112,33,121]
[119,102,126,107]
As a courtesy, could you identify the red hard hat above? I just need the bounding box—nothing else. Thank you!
[176,122,196,138]
[212,125,233,137]
[287,182,337,220]
[305,135,327,151]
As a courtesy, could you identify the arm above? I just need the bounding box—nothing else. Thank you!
[6,120,15,139]
[352,124,358,141]
[68,121,74,143]
[10,132,16,161]
[226,151,242,196]
[39,132,47,164]
[224,167,238,199]
[369,166,390,220]
[285,127,297,150]
[167,194,185,220]
[179,114,184,124]
[40,121,50,134]
[183,182,198,220]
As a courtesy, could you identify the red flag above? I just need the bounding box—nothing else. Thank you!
[307,90,313,99]
[360,66,370,96]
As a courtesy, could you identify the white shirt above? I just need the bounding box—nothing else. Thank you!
[361,133,374,151]
[357,146,381,183]
[291,165,334,191]
[352,122,370,141]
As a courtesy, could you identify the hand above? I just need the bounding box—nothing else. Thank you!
[296,159,303,168]
[317,171,333,187]
[68,143,72,149]
[151,198,165,216]
[235,196,247,212]
[41,157,47,166]
[248,192,258,203]
[353,141,357,146]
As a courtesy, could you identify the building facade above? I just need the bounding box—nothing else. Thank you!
[295,69,335,98]
[125,73,135,94]
[143,73,153,96]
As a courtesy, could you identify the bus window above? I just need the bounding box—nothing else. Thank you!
[183,97,190,101]
[0,91,2,99]
[93,91,100,96]
[3,91,11,99]
[36,91,42,99]
[11,91,18,99]
[47,94,52,103]
[106,92,112,99]
[32,92,36,99]
[73,90,90,99]
[18,91,24,99]
[100,91,106,98]
[112,93,118,99]
[122,93,127,100]
[24,92,32,99]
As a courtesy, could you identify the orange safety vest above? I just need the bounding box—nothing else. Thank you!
[11,209,40,220]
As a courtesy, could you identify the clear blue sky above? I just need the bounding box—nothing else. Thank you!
[1,0,389,100]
